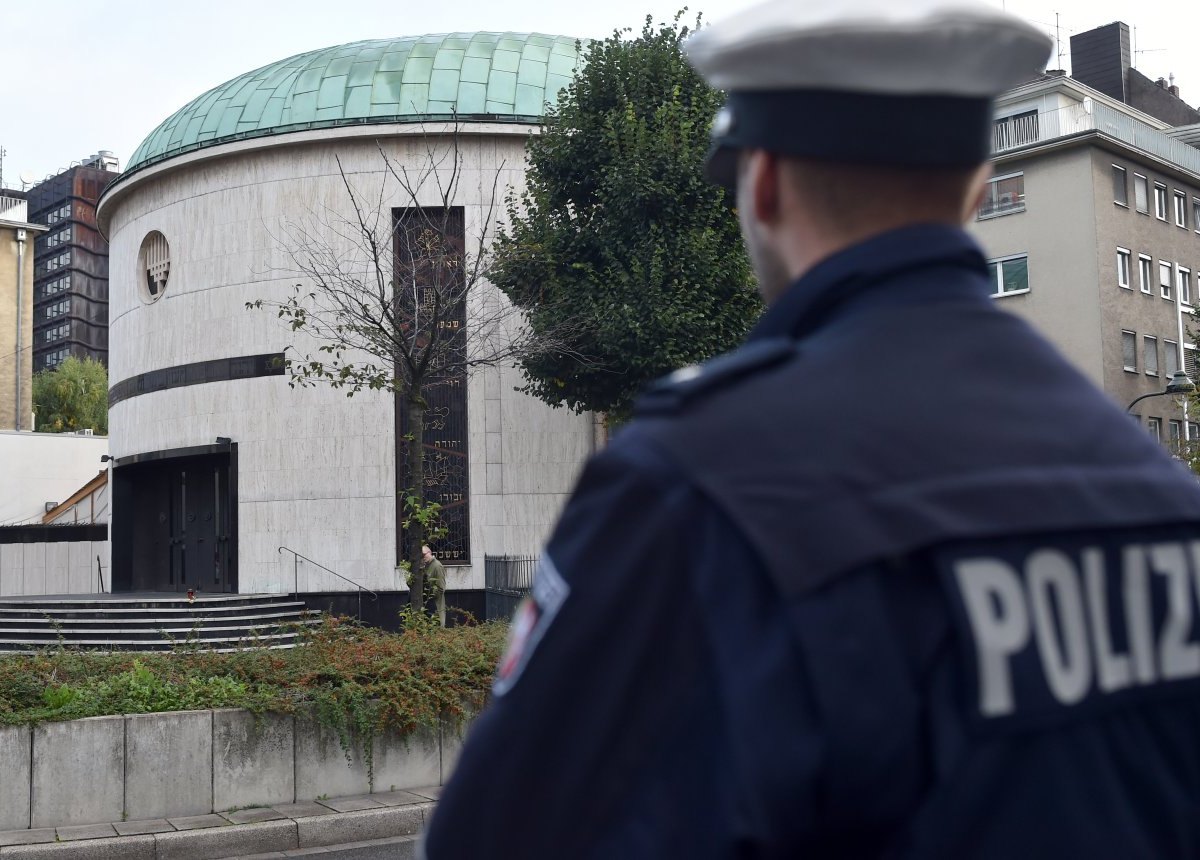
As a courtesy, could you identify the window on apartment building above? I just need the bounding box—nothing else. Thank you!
[1194,198,1200,233]
[1139,255,1153,294]
[43,323,69,344]
[1113,165,1128,205]
[1148,417,1162,440]
[44,204,71,225]
[37,274,70,300]
[1175,191,1188,228]
[1134,174,1149,213]
[44,298,70,320]
[1166,339,1180,373]
[1186,344,1199,380]
[1190,422,1200,440]
[1170,420,1183,443]
[40,251,70,274]
[1161,261,1173,299]
[1145,335,1159,376]
[987,255,1030,296]
[1155,183,1168,220]
[1116,248,1132,288]
[1122,330,1138,371]
[978,172,1026,218]
[1179,266,1193,305]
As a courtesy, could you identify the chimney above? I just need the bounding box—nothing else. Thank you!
[1070,22,1131,103]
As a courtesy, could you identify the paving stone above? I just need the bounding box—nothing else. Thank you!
[295,806,423,849]
[0,835,156,859]
[55,823,118,841]
[369,790,428,807]
[407,785,441,800]
[315,795,384,813]
[153,819,297,860]
[0,829,55,847]
[270,802,331,819]
[221,807,288,825]
[113,819,175,836]
[166,813,229,831]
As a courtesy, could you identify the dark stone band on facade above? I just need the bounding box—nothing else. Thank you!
[0,524,108,544]
[108,353,285,407]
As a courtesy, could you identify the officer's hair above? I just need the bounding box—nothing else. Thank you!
[780,158,982,234]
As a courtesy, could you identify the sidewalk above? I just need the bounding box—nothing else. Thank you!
[0,787,440,858]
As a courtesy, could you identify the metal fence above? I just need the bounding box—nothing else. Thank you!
[484,555,536,621]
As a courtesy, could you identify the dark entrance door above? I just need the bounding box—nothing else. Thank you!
[113,448,237,593]
[168,462,229,592]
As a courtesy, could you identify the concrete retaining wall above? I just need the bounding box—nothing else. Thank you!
[0,539,110,595]
[0,707,468,829]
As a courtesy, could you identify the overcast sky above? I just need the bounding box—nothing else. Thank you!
[2,0,1196,187]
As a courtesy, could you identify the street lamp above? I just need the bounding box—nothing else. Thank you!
[1127,370,1196,413]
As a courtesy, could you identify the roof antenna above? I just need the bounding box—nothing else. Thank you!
[1055,13,1066,70]
[1132,25,1166,69]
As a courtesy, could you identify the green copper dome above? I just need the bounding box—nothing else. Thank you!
[126,32,582,173]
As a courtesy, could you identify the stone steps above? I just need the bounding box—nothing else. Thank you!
[0,594,318,652]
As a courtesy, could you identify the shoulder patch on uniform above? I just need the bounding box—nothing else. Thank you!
[493,553,570,697]
[635,338,798,416]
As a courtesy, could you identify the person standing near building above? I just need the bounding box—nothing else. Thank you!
[422,545,447,627]
[424,1,1200,857]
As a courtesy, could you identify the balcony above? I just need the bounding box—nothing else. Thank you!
[993,100,1200,177]
[0,195,27,222]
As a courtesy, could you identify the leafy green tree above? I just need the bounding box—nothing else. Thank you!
[491,14,762,420]
[32,356,108,434]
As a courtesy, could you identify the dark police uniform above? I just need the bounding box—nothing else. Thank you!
[426,225,1200,858]
[424,2,1200,857]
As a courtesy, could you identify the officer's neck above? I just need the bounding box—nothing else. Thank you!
[770,215,966,303]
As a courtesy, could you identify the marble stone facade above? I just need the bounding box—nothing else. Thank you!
[99,126,593,593]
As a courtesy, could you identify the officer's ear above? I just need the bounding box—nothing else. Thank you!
[741,150,782,226]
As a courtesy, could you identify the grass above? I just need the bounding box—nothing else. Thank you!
[0,612,507,744]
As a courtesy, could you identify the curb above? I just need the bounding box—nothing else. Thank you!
[0,795,436,859]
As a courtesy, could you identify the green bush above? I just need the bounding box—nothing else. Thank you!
[0,617,507,745]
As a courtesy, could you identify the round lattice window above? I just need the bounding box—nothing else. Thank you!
[138,231,171,303]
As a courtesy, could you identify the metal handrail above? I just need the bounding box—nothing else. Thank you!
[277,546,378,620]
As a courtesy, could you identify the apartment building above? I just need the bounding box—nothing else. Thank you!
[0,193,50,431]
[970,68,1200,448]
[26,153,118,371]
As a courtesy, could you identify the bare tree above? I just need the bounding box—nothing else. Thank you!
[249,126,589,613]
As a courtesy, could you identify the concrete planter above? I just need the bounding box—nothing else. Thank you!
[2,707,470,830]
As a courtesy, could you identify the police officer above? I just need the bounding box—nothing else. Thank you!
[425,1,1200,857]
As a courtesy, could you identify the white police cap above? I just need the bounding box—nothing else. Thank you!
[686,0,1053,186]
